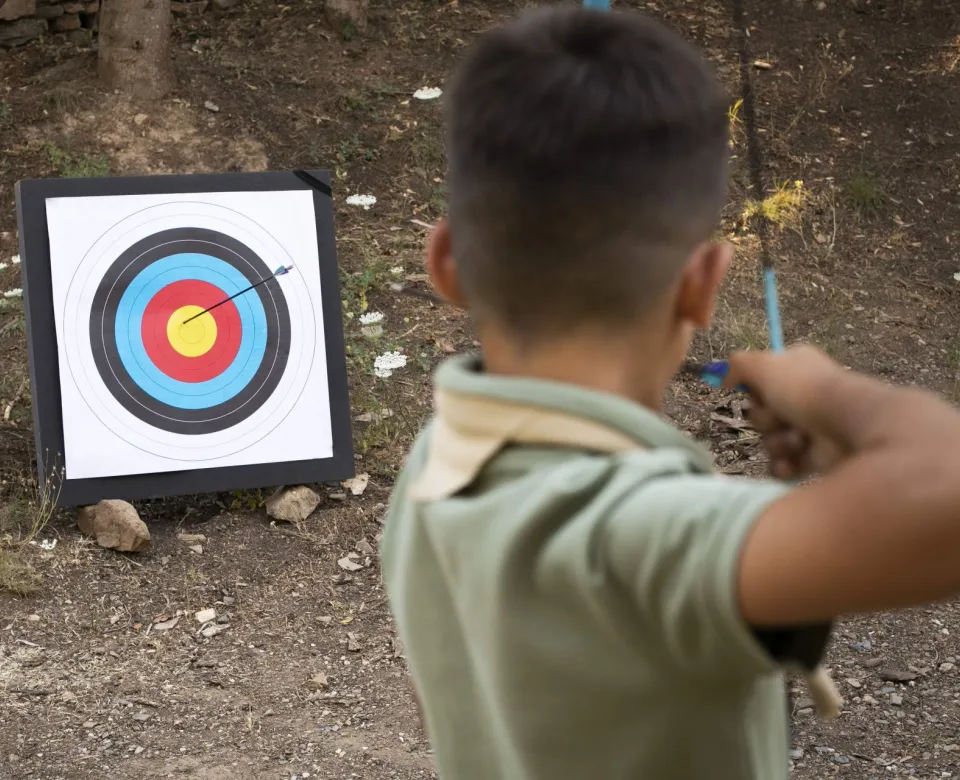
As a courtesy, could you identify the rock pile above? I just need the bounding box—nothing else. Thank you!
[0,0,98,47]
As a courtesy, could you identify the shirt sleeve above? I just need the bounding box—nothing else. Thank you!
[534,461,798,681]
[604,471,791,679]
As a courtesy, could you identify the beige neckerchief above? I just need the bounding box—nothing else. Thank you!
[408,387,645,502]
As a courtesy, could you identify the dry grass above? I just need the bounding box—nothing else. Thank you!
[0,549,40,595]
[742,179,809,228]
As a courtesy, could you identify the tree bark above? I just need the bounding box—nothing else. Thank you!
[98,0,176,101]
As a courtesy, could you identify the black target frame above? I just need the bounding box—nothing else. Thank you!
[15,170,354,507]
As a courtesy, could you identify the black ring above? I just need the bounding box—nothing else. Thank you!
[89,227,291,435]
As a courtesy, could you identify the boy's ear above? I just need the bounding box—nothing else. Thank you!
[675,241,733,329]
[426,219,468,309]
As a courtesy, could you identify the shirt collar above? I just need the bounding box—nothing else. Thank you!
[437,355,713,465]
[408,355,714,501]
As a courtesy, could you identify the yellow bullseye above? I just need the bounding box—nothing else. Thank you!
[167,305,217,358]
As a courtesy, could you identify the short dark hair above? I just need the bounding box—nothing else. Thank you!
[444,5,729,341]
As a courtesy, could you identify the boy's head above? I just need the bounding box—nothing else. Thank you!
[428,5,733,358]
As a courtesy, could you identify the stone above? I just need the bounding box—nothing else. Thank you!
[77,500,150,553]
[880,668,917,683]
[324,0,369,34]
[34,4,65,18]
[0,0,36,22]
[65,28,91,46]
[0,17,46,46]
[265,486,321,523]
[890,693,904,706]
[940,662,955,672]
[51,13,82,31]
[194,608,216,624]
[171,1,208,15]
[62,1,84,12]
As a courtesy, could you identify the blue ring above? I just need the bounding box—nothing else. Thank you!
[113,253,268,410]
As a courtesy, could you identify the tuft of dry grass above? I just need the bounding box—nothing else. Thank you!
[742,180,808,228]
[0,549,41,596]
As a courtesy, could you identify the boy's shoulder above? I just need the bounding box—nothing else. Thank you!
[382,356,791,565]
[381,359,795,685]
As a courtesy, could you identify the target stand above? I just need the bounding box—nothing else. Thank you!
[15,171,353,506]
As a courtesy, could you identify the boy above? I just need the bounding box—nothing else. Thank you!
[380,6,960,779]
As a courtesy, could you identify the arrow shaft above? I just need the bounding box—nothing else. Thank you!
[182,274,277,324]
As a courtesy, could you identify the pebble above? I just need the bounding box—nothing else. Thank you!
[26,614,40,622]
[880,668,917,683]
[846,678,862,688]
[789,749,804,760]
[890,693,904,706]
[833,755,851,765]
[941,662,955,672]
[204,100,220,112]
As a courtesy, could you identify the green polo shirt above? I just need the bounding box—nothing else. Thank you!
[380,356,796,779]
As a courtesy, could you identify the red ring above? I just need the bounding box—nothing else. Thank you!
[140,280,243,383]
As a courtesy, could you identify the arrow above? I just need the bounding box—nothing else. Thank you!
[182,265,294,324]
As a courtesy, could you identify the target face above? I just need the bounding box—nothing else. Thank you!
[90,226,291,435]
[47,193,333,479]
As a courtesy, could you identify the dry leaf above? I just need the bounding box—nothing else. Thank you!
[342,473,369,496]
[307,672,329,689]
[152,616,180,632]
[200,623,229,638]
[355,538,374,555]
[338,556,364,572]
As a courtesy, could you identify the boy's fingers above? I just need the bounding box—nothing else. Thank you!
[765,428,806,460]
[745,405,784,435]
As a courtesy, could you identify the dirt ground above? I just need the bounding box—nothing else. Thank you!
[1,0,960,777]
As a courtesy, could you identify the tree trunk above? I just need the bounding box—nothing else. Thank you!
[98,0,176,101]
[324,0,368,38]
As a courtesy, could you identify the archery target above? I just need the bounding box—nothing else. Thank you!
[46,192,332,479]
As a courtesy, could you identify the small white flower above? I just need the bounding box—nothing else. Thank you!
[359,311,384,325]
[345,194,377,210]
[39,539,57,551]
[954,271,960,282]
[11,254,20,265]
[373,350,407,378]
[413,87,442,101]
[3,288,22,298]
[390,266,404,275]
[0,264,8,271]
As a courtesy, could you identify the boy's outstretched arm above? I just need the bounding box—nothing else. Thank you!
[731,346,960,626]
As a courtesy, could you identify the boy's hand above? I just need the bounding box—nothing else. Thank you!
[728,344,960,626]
[723,346,848,480]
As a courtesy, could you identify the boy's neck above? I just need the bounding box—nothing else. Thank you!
[478,327,681,412]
